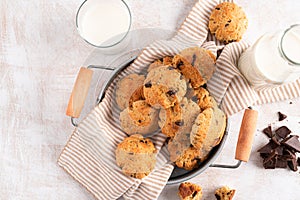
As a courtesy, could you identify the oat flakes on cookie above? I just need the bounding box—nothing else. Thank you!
[115,73,145,110]
[208,2,248,43]
[115,134,157,179]
[144,65,187,109]
[178,182,203,200]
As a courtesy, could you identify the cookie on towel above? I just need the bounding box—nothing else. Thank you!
[144,65,187,109]
[115,134,157,179]
[172,55,206,89]
[178,182,203,200]
[179,47,216,83]
[190,87,213,111]
[147,56,173,72]
[119,101,159,135]
[208,2,248,43]
[197,99,227,161]
[159,100,183,138]
[190,108,214,150]
[174,147,200,171]
[116,73,145,110]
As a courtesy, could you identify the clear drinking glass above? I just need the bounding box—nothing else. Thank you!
[76,0,132,53]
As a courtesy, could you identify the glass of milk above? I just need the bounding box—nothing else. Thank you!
[238,24,300,89]
[76,0,132,53]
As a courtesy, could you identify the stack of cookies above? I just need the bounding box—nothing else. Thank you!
[115,46,227,177]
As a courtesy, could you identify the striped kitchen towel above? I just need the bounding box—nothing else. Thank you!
[58,0,300,199]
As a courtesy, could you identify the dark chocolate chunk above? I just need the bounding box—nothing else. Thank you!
[282,135,300,152]
[278,112,287,121]
[263,150,278,164]
[297,157,300,166]
[144,82,152,88]
[274,146,284,155]
[263,157,277,169]
[215,7,220,10]
[227,19,232,23]
[166,90,176,96]
[176,61,184,69]
[225,23,229,27]
[287,158,298,171]
[271,136,281,146]
[175,120,184,126]
[262,126,273,138]
[275,126,291,139]
[275,157,287,168]
[191,96,198,103]
[257,141,278,154]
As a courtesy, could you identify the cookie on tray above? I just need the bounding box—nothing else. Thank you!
[172,55,206,89]
[215,186,236,200]
[128,85,145,107]
[159,97,200,138]
[115,134,157,179]
[190,108,214,149]
[178,182,203,200]
[119,101,159,135]
[179,47,216,83]
[128,100,157,127]
[198,99,227,160]
[208,2,248,43]
[191,87,213,110]
[159,101,183,138]
[147,56,173,72]
[144,65,187,109]
[174,146,200,171]
[116,73,145,110]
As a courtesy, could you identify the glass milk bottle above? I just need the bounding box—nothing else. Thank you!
[238,24,300,89]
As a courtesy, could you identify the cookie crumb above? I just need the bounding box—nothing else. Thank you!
[178,182,202,200]
[215,186,235,200]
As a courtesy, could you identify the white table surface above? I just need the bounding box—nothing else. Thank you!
[1,0,300,199]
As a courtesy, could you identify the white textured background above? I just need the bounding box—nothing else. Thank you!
[1,0,300,199]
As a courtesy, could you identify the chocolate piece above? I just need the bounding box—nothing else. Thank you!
[275,126,291,139]
[287,158,298,171]
[297,157,300,166]
[276,157,287,168]
[274,146,284,155]
[263,157,277,169]
[278,112,287,121]
[282,135,300,153]
[271,135,281,146]
[166,90,176,96]
[175,120,184,126]
[262,126,273,138]
[257,141,278,154]
[144,82,152,88]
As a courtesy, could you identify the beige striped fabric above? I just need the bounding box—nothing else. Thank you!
[58,0,300,199]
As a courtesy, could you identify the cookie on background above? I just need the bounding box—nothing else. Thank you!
[208,2,248,43]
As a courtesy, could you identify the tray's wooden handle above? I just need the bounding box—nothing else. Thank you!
[66,67,93,118]
[235,108,258,162]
